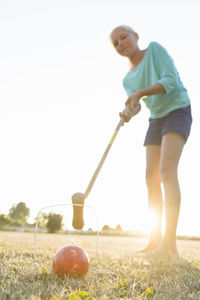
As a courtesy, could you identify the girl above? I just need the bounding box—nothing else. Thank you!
[110,25,192,256]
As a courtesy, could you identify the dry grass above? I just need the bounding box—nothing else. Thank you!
[1,231,200,299]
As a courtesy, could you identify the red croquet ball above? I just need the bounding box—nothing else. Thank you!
[52,245,89,277]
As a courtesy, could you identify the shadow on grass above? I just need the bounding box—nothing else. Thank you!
[137,253,200,299]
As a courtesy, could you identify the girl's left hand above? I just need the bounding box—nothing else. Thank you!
[125,90,142,110]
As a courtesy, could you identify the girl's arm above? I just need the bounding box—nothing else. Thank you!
[138,82,166,98]
[120,83,165,121]
[126,83,165,110]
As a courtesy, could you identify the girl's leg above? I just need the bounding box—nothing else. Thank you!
[140,145,163,252]
[160,132,185,255]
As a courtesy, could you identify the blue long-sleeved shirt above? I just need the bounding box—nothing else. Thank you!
[123,42,190,118]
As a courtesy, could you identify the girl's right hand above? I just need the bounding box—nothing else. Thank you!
[119,103,141,122]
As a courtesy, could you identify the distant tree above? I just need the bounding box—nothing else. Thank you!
[115,224,123,231]
[0,214,10,227]
[9,202,30,225]
[102,225,111,231]
[46,213,63,233]
[9,219,24,227]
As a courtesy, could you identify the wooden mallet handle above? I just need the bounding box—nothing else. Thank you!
[72,117,124,230]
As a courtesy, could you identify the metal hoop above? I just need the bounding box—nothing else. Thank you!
[34,203,100,262]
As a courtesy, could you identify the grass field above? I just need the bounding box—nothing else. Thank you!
[1,232,200,299]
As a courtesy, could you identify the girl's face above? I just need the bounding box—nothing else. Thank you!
[110,28,139,58]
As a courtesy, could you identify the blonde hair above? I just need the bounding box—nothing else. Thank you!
[110,25,137,37]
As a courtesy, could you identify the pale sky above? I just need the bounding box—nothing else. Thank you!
[0,0,200,236]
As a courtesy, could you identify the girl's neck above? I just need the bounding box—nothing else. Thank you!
[129,48,146,70]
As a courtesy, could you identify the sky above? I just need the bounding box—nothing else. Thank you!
[0,0,200,236]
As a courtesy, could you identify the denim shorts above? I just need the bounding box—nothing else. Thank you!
[144,105,192,146]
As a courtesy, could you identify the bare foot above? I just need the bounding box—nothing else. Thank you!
[137,232,162,254]
[148,243,180,258]
[137,240,161,254]
[160,244,179,257]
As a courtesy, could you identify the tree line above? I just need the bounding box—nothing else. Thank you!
[0,202,123,233]
[0,202,63,233]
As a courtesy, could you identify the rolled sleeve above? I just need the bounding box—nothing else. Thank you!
[154,43,179,94]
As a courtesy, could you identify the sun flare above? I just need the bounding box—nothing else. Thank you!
[139,211,158,234]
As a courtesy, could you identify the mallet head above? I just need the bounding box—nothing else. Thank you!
[72,192,85,230]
